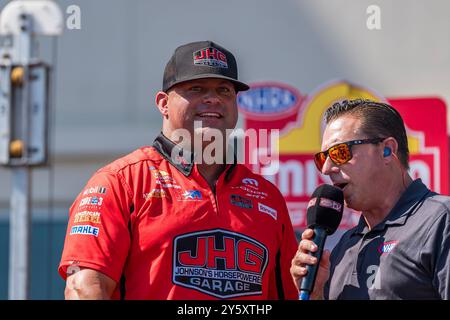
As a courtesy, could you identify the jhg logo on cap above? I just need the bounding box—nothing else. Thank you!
[193,47,228,68]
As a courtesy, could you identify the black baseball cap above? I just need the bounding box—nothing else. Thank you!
[162,40,249,92]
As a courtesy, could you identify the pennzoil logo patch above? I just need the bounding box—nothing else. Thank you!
[257,203,277,220]
[173,229,268,298]
[193,47,228,68]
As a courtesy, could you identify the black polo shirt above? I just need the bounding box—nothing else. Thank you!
[325,179,450,299]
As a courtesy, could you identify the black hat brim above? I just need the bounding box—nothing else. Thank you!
[164,74,249,93]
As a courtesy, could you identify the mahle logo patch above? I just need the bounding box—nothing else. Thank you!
[172,229,268,298]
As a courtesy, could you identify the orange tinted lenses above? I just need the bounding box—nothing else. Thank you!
[329,144,352,164]
[314,152,327,171]
[314,143,352,171]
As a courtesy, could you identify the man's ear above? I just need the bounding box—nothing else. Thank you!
[155,91,169,117]
[383,137,398,161]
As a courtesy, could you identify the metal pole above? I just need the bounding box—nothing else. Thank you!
[8,12,32,300]
[0,1,63,300]
[8,167,31,300]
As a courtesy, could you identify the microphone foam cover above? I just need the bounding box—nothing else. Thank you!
[306,184,344,235]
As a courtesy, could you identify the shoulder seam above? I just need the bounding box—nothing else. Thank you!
[98,147,160,174]
[426,195,450,214]
[94,169,134,201]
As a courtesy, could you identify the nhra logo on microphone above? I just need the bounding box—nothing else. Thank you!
[308,197,342,212]
[172,229,268,298]
[193,47,228,68]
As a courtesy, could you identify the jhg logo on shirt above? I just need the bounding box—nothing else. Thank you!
[173,229,268,299]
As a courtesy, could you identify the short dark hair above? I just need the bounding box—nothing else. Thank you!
[324,99,409,169]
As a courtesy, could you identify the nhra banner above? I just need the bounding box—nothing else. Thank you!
[237,80,448,231]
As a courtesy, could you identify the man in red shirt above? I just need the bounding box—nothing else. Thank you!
[59,41,298,299]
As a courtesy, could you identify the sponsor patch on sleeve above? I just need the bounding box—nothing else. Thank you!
[70,225,99,237]
[78,196,104,208]
[83,186,107,196]
[73,211,101,224]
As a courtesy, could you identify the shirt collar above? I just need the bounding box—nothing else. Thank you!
[351,179,432,236]
[152,132,237,179]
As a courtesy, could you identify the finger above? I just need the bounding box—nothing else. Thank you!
[301,228,314,240]
[294,252,318,266]
[299,239,318,253]
[291,265,308,278]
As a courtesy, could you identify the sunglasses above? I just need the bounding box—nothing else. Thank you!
[314,138,386,172]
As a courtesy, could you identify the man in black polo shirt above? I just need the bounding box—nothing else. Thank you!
[291,99,450,299]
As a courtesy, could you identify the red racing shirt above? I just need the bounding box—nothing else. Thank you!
[59,133,298,299]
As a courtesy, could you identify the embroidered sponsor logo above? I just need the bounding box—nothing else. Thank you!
[182,190,202,200]
[157,177,173,184]
[258,203,277,220]
[242,178,259,188]
[193,47,228,68]
[150,166,176,183]
[378,241,398,254]
[70,225,99,237]
[78,196,103,207]
[173,229,268,299]
[82,186,107,196]
[152,169,171,178]
[243,188,267,199]
[231,185,268,200]
[155,181,182,189]
[73,211,101,224]
[230,194,253,209]
[143,188,167,199]
[245,194,266,200]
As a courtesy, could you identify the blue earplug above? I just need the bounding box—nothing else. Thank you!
[383,147,391,157]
